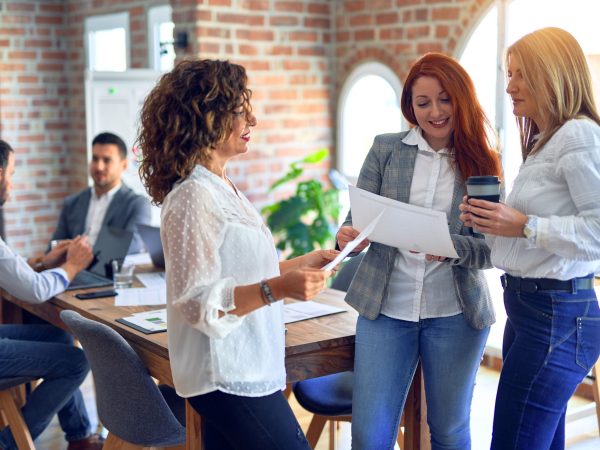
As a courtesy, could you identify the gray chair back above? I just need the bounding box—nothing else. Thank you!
[60,310,185,447]
[331,253,364,292]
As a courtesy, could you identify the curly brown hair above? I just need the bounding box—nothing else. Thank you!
[137,59,252,205]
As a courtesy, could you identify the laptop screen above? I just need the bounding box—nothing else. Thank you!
[88,226,134,278]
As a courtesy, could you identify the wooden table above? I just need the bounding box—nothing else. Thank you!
[1,282,424,449]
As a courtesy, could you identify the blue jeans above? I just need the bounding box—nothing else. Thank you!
[491,281,600,450]
[0,324,92,449]
[188,389,311,450]
[351,313,489,450]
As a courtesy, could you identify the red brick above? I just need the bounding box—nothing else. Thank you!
[270,15,300,26]
[376,12,398,25]
[269,90,297,100]
[239,44,259,56]
[7,2,35,11]
[308,3,330,15]
[40,3,65,13]
[345,1,366,12]
[283,60,310,70]
[274,1,304,13]
[209,0,232,5]
[406,25,430,39]
[289,31,319,42]
[417,42,443,53]
[298,46,325,56]
[349,14,373,27]
[8,51,37,59]
[241,0,269,10]
[432,7,460,21]
[304,17,330,28]
[217,13,265,26]
[268,45,293,55]
[236,29,274,41]
[354,29,375,41]
[35,15,63,25]
[24,39,53,48]
[436,25,450,38]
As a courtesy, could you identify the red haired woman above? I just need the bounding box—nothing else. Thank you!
[336,53,502,449]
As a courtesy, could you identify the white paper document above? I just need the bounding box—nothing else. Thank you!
[283,300,346,324]
[349,185,459,259]
[322,211,384,271]
[119,308,167,333]
[114,287,166,307]
[124,252,153,265]
[136,272,166,288]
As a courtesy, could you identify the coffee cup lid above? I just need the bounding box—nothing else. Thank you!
[466,176,500,185]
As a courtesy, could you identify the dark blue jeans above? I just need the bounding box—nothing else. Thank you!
[491,280,600,450]
[0,324,92,450]
[188,389,310,450]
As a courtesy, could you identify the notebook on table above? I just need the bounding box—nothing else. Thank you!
[138,224,165,269]
[66,227,134,291]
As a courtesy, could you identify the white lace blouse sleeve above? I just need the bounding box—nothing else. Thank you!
[162,181,244,339]
[537,123,600,261]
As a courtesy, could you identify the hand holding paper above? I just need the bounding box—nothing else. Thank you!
[322,211,384,271]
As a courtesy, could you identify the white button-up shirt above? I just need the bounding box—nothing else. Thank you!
[381,127,461,321]
[0,238,69,303]
[84,183,121,246]
[489,118,600,279]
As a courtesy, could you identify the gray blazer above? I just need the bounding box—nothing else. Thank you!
[51,184,151,254]
[343,132,495,330]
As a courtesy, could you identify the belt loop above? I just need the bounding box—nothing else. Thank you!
[571,278,577,294]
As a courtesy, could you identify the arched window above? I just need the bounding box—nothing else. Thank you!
[337,62,403,183]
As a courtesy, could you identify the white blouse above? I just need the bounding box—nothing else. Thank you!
[161,164,286,398]
[490,118,600,279]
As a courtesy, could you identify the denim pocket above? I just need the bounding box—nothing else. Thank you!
[575,316,600,370]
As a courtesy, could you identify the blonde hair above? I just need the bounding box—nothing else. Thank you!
[506,27,600,159]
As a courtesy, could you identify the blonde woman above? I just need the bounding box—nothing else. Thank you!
[460,27,600,450]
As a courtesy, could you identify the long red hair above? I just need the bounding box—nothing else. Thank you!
[401,53,502,182]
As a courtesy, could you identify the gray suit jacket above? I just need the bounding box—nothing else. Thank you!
[51,184,151,254]
[343,132,495,330]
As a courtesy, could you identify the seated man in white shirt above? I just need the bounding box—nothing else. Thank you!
[50,132,151,254]
[0,139,103,450]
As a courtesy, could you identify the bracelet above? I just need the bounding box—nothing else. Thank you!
[259,279,278,306]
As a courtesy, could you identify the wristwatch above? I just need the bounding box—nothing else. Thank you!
[523,215,538,242]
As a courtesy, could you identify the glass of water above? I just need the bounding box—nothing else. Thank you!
[112,259,134,289]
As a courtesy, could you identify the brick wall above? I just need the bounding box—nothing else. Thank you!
[334,0,493,101]
[0,0,491,256]
[0,1,71,252]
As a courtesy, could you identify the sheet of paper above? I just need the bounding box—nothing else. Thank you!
[120,308,167,332]
[114,287,166,306]
[284,300,346,324]
[124,252,153,265]
[322,211,384,271]
[136,272,166,288]
[349,185,459,259]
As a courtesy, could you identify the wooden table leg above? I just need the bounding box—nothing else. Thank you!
[186,400,204,450]
[403,362,424,450]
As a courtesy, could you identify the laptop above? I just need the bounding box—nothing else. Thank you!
[138,224,165,269]
[66,226,134,291]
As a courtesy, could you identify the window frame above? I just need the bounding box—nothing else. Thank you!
[336,61,404,183]
[84,12,131,72]
[147,5,174,72]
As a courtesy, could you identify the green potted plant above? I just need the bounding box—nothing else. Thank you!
[261,149,341,259]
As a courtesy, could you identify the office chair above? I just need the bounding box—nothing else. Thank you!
[292,253,405,449]
[60,310,186,450]
[0,377,36,450]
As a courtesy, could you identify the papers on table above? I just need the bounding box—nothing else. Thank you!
[283,300,346,324]
[349,185,459,259]
[116,308,167,334]
[322,211,384,271]
[124,252,153,266]
[136,272,166,289]
[114,287,166,306]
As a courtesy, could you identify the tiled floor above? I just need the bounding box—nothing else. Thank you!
[36,367,599,449]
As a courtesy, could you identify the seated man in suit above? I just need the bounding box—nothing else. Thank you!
[50,132,151,254]
[0,139,103,450]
